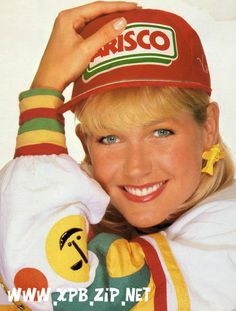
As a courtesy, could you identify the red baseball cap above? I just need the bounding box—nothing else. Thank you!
[59,9,211,113]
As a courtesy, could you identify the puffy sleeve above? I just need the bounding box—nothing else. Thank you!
[0,89,109,311]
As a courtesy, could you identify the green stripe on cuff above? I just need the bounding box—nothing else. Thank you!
[19,89,65,101]
[18,118,65,135]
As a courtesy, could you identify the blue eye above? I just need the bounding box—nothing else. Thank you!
[153,129,173,137]
[99,135,120,145]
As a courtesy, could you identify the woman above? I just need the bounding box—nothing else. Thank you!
[0,1,235,310]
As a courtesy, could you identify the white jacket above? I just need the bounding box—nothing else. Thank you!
[0,153,235,311]
[0,90,235,310]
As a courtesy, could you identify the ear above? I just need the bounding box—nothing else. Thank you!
[75,124,89,155]
[203,102,220,150]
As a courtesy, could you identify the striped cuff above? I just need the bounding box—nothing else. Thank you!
[14,89,68,157]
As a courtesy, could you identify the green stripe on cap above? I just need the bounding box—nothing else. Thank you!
[84,55,171,81]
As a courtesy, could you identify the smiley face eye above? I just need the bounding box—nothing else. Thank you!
[68,242,72,247]
[76,235,81,240]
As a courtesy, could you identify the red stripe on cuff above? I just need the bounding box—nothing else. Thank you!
[133,237,167,311]
[14,143,68,158]
[20,108,65,125]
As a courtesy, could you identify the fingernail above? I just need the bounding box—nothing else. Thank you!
[113,17,127,31]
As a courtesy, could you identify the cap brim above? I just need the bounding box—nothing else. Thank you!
[58,79,211,114]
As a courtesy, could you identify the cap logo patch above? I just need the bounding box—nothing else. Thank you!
[83,23,178,82]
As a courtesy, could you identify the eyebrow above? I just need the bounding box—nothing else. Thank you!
[142,118,176,128]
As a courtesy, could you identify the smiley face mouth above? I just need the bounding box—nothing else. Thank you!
[70,260,83,271]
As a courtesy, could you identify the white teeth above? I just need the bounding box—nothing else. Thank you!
[124,182,164,197]
[142,188,148,196]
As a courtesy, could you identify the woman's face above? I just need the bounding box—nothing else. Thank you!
[86,106,214,228]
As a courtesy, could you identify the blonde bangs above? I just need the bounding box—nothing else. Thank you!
[76,86,209,135]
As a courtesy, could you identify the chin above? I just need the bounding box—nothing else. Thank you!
[125,213,167,229]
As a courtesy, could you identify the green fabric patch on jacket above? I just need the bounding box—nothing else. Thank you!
[52,233,151,310]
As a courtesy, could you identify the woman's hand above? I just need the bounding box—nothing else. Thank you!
[31,1,138,92]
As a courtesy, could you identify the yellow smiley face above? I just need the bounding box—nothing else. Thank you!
[46,215,89,282]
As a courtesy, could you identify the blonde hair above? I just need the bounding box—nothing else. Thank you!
[76,86,235,238]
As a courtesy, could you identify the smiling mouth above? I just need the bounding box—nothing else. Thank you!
[122,181,167,203]
[70,260,83,271]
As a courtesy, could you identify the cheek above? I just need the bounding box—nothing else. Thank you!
[159,135,203,180]
[89,151,119,191]
[174,146,202,170]
[171,144,203,194]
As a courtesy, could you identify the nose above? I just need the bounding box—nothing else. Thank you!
[68,240,88,264]
[123,143,152,179]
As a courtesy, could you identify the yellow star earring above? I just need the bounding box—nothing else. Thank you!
[201,144,225,176]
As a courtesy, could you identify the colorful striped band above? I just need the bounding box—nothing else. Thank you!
[16,130,66,149]
[15,89,68,157]
[20,108,65,125]
[20,95,63,113]
[18,118,65,135]
[19,88,64,101]
[14,144,68,158]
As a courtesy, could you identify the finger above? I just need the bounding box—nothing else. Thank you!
[80,17,127,61]
[78,1,138,17]
[71,1,138,28]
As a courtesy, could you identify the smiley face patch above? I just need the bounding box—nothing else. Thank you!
[46,215,89,282]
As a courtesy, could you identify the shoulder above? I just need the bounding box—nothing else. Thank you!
[164,182,236,308]
[166,180,236,244]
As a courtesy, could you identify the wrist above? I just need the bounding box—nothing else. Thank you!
[31,70,68,93]
[15,89,68,158]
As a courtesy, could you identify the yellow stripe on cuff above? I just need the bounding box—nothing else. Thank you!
[20,95,63,113]
[151,233,190,311]
[16,130,66,148]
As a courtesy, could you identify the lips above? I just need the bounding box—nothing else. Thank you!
[122,181,167,203]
